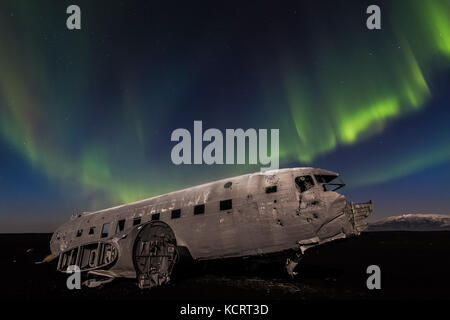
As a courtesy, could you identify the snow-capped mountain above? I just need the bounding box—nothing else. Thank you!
[368,214,450,231]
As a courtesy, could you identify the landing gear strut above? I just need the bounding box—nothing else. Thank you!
[285,251,303,278]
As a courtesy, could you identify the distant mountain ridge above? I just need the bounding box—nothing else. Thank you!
[368,214,450,231]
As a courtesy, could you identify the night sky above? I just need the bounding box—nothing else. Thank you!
[0,0,449,232]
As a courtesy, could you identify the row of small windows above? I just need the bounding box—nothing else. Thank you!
[75,199,235,238]
[74,183,285,239]
[74,182,284,239]
[76,183,283,237]
[75,183,283,238]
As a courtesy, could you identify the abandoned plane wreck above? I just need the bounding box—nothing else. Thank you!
[49,167,372,289]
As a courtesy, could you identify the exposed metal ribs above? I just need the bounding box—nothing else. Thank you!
[57,242,118,272]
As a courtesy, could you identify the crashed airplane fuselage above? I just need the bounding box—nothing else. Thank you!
[50,167,372,288]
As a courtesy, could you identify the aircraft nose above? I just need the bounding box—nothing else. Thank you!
[328,194,347,214]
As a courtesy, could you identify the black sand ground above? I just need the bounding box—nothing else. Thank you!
[1,232,449,300]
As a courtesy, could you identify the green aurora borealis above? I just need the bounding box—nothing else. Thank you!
[0,0,449,231]
[281,0,448,164]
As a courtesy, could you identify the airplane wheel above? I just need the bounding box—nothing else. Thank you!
[132,221,178,289]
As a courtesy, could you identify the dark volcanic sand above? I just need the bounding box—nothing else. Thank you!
[1,232,449,300]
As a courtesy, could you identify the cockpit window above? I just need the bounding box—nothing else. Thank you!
[315,175,338,184]
[295,176,315,192]
[315,174,345,191]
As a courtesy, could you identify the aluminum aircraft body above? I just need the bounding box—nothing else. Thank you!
[50,167,372,288]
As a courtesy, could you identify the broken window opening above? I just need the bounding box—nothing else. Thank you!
[151,213,160,221]
[314,175,337,183]
[194,204,205,215]
[323,179,345,192]
[220,199,232,211]
[295,176,315,193]
[133,218,141,226]
[76,229,83,237]
[101,223,110,238]
[116,219,125,233]
[88,227,95,235]
[314,174,345,192]
[171,209,181,219]
[265,185,277,193]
